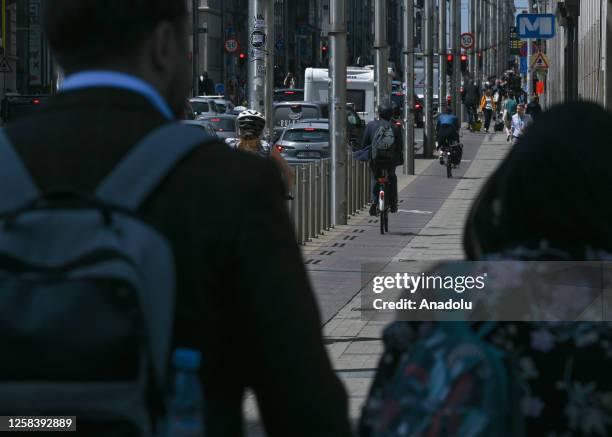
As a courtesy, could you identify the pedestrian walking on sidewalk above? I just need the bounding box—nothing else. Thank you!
[464,79,481,127]
[463,101,612,437]
[510,103,532,144]
[0,2,353,436]
[503,93,518,141]
[479,89,496,133]
[526,94,542,119]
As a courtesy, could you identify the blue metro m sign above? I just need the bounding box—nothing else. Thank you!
[516,13,556,39]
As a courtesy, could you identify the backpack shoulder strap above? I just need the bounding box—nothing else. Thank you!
[96,123,208,209]
[0,129,40,215]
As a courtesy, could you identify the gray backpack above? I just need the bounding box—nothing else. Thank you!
[0,123,207,435]
[371,121,396,164]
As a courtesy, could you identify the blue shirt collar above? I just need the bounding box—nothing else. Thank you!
[60,71,174,120]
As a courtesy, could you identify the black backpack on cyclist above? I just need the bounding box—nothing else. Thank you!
[371,121,396,165]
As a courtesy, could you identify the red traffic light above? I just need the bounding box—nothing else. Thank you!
[447,54,453,62]
[239,52,246,60]
[460,54,468,62]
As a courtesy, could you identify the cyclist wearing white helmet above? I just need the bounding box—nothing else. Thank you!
[226,109,295,189]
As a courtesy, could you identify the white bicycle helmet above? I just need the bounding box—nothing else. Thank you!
[236,109,266,138]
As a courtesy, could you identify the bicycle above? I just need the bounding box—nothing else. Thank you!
[376,168,390,234]
[438,139,462,178]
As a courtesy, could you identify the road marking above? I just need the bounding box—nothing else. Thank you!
[397,209,433,214]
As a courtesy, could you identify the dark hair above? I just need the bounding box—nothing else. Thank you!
[43,0,188,72]
[378,102,393,120]
[464,102,612,260]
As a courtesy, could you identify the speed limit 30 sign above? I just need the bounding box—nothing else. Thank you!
[224,38,240,54]
[460,33,475,50]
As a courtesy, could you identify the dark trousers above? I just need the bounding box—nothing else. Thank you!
[465,104,478,124]
[483,108,493,131]
[371,164,397,206]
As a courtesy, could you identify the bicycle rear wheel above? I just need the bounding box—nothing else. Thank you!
[446,156,452,178]
[384,211,389,232]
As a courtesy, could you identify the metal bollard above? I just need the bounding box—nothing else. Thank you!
[308,163,315,240]
[352,157,357,214]
[355,161,363,211]
[313,162,323,237]
[292,165,301,243]
[305,163,313,241]
[326,159,332,229]
[325,159,331,230]
[299,165,308,244]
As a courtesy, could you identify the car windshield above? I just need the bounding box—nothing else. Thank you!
[274,106,320,127]
[214,103,227,113]
[191,101,211,114]
[274,90,305,102]
[202,118,235,132]
[283,128,329,143]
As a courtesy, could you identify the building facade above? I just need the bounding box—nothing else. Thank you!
[542,0,612,109]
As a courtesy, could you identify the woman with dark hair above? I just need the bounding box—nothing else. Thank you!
[361,102,612,437]
[463,101,612,435]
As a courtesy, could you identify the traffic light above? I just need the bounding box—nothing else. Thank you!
[460,54,468,73]
[477,51,483,69]
[238,52,247,68]
[321,43,328,58]
[446,54,453,76]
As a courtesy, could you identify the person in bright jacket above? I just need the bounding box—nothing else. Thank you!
[479,89,497,133]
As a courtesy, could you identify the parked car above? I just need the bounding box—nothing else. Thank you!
[273,88,305,102]
[197,114,237,139]
[189,97,218,117]
[274,120,330,161]
[182,119,217,138]
[272,101,365,148]
[212,98,234,114]
[1,94,49,124]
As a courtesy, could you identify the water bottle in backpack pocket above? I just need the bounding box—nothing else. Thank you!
[167,349,205,437]
[371,123,396,164]
[0,124,207,436]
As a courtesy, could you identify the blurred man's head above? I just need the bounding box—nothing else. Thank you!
[378,103,393,121]
[43,0,190,118]
[517,104,525,115]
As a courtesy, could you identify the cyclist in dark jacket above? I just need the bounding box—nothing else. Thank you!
[436,107,462,166]
[363,103,403,216]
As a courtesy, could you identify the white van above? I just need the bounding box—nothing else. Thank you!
[304,66,393,123]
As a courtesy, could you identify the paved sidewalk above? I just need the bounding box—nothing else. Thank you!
[244,130,511,435]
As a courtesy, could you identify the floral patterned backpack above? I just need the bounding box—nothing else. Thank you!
[359,321,525,437]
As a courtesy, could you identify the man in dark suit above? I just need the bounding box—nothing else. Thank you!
[4,1,352,436]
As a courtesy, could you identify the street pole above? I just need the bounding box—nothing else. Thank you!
[192,0,199,96]
[439,0,447,112]
[264,0,274,139]
[374,0,390,112]
[424,0,434,158]
[248,0,266,113]
[329,0,347,226]
[470,0,475,79]
[453,0,460,116]
[403,0,415,175]
[475,0,480,85]
[283,0,289,75]
[449,0,457,114]
[527,1,534,97]
[493,0,498,77]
